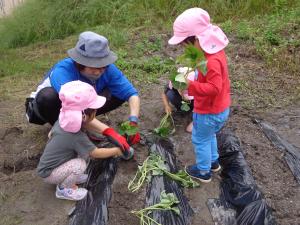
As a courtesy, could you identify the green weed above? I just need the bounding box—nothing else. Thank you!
[236,21,255,41]
[1,0,298,49]
[116,55,175,83]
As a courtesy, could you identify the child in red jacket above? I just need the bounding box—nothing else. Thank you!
[169,8,231,182]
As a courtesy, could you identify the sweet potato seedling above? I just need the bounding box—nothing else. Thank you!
[180,101,191,112]
[131,191,180,225]
[118,121,138,136]
[170,44,207,86]
[154,113,175,137]
[169,44,207,109]
[128,153,199,192]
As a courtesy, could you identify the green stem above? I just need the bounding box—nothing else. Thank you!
[137,206,172,213]
[143,214,162,225]
[128,162,158,192]
[163,170,184,182]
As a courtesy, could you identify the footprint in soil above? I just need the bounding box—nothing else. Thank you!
[0,126,23,140]
[0,126,41,175]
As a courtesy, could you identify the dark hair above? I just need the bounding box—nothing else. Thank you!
[182,36,196,44]
[75,62,86,72]
[83,108,97,116]
[75,62,108,71]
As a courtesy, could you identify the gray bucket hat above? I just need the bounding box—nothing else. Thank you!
[67,31,117,68]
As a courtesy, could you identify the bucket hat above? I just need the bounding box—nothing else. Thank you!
[168,8,229,54]
[58,81,106,133]
[67,31,117,68]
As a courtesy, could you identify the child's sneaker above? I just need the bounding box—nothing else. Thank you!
[211,160,221,172]
[55,185,88,201]
[75,174,88,184]
[121,147,134,161]
[185,164,211,183]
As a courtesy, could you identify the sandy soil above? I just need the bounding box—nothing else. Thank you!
[0,35,299,225]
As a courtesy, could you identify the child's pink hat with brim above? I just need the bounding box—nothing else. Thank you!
[168,7,229,54]
[58,81,106,133]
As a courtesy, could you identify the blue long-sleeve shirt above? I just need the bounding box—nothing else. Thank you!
[43,58,138,101]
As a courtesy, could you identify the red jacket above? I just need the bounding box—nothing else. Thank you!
[188,50,231,114]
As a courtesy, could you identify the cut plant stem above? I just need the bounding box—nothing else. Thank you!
[128,154,199,192]
[131,191,180,225]
[154,113,175,137]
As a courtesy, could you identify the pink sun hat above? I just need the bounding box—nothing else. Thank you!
[168,8,229,54]
[58,81,106,133]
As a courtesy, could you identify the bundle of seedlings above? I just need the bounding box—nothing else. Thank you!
[145,138,195,225]
[128,153,199,192]
[131,191,180,225]
[154,113,175,138]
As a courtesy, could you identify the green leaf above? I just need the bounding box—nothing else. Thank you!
[177,44,205,69]
[172,207,180,215]
[174,73,186,83]
[169,72,188,90]
[152,168,164,176]
[128,153,199,193]
[180,101,190,111]
[131,190,180,225]
[118,121,138,136]
[154,114,175,137]
[154,127,170,137]
[174,170,200,188]
[154,160,167,170]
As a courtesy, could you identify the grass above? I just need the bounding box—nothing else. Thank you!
[0,0,298,49]
[0,0,299,111]
[229,6,300,73]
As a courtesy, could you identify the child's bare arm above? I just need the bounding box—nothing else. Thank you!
[161,93,172,114]
[83,118,109,134]
[89,146,122,158]
[48,130,52,139]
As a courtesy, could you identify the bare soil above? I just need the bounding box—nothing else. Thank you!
[0,35,299,225]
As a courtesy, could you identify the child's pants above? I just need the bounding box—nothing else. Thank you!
[165,87,194,112]
[192,108,230,172]
[43,158,87,188]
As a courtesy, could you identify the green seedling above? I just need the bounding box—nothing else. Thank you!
[154,113,175,137]
[131,191,180,225]
[128,154,199,192]
[118,121,138,136]
[169,44,207,109]
[180,101,191,112]
[169,72,187,90]
[170,44,207,89]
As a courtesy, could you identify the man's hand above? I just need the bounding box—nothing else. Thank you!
[102,127,130,152]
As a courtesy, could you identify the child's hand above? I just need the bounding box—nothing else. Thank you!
[48,131,52,139]
[115,147,123,157]
[162,93,172,115]
[165,104,172,115]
